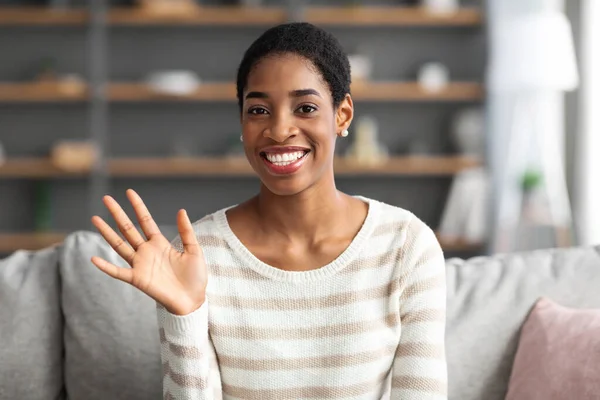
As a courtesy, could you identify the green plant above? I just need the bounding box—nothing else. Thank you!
[521,169,543,192]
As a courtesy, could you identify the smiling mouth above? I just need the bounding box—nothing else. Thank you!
[260,150,310,166]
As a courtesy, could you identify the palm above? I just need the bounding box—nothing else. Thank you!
[90,189,207,316]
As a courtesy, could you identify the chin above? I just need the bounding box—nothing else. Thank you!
[260,176,314,197]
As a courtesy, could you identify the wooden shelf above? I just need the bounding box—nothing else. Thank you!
[108,81,483,103]
[0,156,481,179]
[109,156,481,177]
[0,232,67,253]
[0,7,88,25]
[351,81,483,102]
[0,81,483,103]
[0,82,88,102]
[0,231,481,253]
[108,6,287,26]
[0,6,482,27]
[304,6,482,27]
[108,82,236,102]
[0,158,88,178]
[436,235,484,252]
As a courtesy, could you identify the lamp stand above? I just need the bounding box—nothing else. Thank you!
[493,92,574,253]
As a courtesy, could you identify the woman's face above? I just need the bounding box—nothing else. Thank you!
[240,53,353,196]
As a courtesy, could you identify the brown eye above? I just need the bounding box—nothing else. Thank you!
[248,107,269,115]
[298,105,317,114]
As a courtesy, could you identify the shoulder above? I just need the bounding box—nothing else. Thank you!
[367,198,437,244]
[366,198,443,264]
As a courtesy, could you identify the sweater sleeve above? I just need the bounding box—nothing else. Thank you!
[157,302,223,400]
[390,217,448,400]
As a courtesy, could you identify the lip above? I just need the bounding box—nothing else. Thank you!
[260,150,310,176]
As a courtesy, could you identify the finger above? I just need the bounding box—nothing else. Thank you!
[91,216,136,264]
[126,189,162,241]
[91,256,134,285]
[178,209,201,256]
[103,195,146,249]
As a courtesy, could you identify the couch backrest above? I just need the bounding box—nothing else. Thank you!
[0,246,64,400]
[2,230,600,400]
[445,245,600,400]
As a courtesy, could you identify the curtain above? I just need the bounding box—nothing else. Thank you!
[573,0,600,246]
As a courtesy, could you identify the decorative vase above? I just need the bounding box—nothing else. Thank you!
[451,107,485,157]
[417,62,449,93]
[422,0,459,15]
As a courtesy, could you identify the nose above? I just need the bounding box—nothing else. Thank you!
[263,113,299,143]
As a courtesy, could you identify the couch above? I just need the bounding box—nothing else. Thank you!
[1,230,599,400]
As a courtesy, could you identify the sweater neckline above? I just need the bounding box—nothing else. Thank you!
[213,196,380,282]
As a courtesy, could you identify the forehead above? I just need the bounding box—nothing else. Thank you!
[246,53,330,97]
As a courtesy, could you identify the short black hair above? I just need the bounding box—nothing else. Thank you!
[236,22,351,111]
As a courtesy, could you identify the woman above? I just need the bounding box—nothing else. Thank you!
[91,22,447,400]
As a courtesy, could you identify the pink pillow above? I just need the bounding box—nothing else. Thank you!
[505,297,600,400]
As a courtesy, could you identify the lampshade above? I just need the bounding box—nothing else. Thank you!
[487,11,579,92]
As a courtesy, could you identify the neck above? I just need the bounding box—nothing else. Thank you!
[254,174,350,243]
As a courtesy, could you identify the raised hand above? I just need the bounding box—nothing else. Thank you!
[90,189,207,316]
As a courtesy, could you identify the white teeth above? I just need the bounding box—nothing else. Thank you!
[264,151,306,166]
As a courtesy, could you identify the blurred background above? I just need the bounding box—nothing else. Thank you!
[0,0,597,259]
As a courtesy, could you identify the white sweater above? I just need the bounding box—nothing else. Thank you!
[157,197,448,400]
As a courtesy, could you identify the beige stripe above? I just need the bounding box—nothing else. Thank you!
[210,313,400,340]
[402,308,445,325]
[162,362,169,378]
[343,247,402,275]
[412,243,445,270]
[196,235,228,249]
[391,376,447,395]
[401,217,426,258]
[394,342,445,359]
[209,263,267,280]
[169,343,204,359]
[372,220,410,237]
[164,391,176,400]
[163,361,209,389]
[399,273,446,304]
[218,345,396,371]
[209,280,400,310]
[222,370,389,400]
[159,328,166,344]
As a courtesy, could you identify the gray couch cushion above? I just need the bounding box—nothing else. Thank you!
[445,245,600,400]
[60,231,162,400]
[0,246,64,400]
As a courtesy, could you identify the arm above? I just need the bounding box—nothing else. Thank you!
[391,217,448,400]
[157,302,222,400]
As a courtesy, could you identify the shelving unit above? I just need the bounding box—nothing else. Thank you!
[0,1,487,256]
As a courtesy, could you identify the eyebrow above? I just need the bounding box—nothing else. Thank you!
[245,88,322,100]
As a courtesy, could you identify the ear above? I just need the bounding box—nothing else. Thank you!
[335,94,354,136]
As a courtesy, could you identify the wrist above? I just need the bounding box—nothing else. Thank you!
[166,294,205,316]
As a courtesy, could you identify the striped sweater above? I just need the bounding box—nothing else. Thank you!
[158,197,448,400]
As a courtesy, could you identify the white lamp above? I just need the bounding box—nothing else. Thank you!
[487,10,579,252]
[488,11,579,92]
